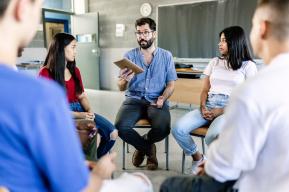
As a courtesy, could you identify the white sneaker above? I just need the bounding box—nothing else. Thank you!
[186,155,207,175]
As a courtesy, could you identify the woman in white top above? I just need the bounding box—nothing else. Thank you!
[172,26,257,174]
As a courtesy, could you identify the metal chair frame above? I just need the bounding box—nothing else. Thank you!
[181,126,208,174]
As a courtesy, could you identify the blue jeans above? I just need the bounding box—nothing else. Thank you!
[172,94,229,155]
[70,102,116,158]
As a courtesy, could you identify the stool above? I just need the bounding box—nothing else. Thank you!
[181,126,208,174]
[122,119,169,170]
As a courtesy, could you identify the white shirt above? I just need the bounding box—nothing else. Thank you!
[205,53,289,192]
[204,57,257,96]
[101,172,153,192]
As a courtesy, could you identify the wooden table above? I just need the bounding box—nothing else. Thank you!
[176,68,203,79]
[169,78,204,108]
[176,68,203,75]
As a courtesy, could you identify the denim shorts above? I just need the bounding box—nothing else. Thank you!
[206,93,229,110]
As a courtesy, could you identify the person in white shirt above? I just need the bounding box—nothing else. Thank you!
[161,0,289,191]
[172,26,257,174]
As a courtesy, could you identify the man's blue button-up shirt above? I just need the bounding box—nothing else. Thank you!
[124,47,177,103]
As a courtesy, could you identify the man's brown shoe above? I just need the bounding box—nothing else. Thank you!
[132,149,145,167]
[146,143,158,170]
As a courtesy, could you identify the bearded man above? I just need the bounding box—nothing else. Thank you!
[115,17,177,170]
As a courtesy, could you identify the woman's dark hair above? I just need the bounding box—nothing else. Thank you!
[43,32,82,94]
[219,26,254,70]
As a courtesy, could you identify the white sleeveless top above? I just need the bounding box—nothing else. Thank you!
[203,57,257,96]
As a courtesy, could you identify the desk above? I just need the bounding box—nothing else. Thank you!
[176,68,203,75]
[176,68,203,79]
[169,78,204,108]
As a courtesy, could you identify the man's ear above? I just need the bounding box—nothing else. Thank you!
[152,31,157,39]
[14,0,29,22]
[260,20,269,40]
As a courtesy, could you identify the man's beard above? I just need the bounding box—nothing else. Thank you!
[138,38,154,49]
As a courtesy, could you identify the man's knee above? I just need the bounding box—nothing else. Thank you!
[157,123,171,136]
[114,123,132,140]
[115,125,127,137]
[150,125,170,141]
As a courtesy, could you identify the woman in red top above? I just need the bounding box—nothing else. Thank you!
[39,33,118,159]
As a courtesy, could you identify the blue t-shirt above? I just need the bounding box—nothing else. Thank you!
[0,65,89,191]
[124,47,177,103]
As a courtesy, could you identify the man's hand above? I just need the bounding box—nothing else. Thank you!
[151,96,164,108]
[156,96,164,108]
[92,152,117,179]
[119,68,135,82]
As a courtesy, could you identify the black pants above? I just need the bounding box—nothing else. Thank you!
[115,98,171,154]
[160,174,237,192]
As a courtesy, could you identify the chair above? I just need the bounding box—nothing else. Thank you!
[168,78,208,173]
[181,126,208,174]
[122,118,169,170]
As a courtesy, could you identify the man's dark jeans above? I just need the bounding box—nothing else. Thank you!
[160,174,237,192]
[115,98,171,154]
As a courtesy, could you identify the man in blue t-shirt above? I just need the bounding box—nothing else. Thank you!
[115,17,177,170]
[0,0,114,191]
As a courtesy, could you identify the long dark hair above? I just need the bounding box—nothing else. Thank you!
[43,33,82,95]
[219,26,254,70]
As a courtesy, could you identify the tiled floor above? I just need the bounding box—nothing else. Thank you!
[86,89,206,191]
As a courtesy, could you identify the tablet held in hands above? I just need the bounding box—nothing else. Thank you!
[114,58,144,74]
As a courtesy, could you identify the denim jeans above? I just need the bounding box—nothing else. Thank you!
[115,98,170,154]
[70,102,116,158]
[172,94,229,155]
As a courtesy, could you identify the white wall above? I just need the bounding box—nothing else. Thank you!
[100,48,131,90]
